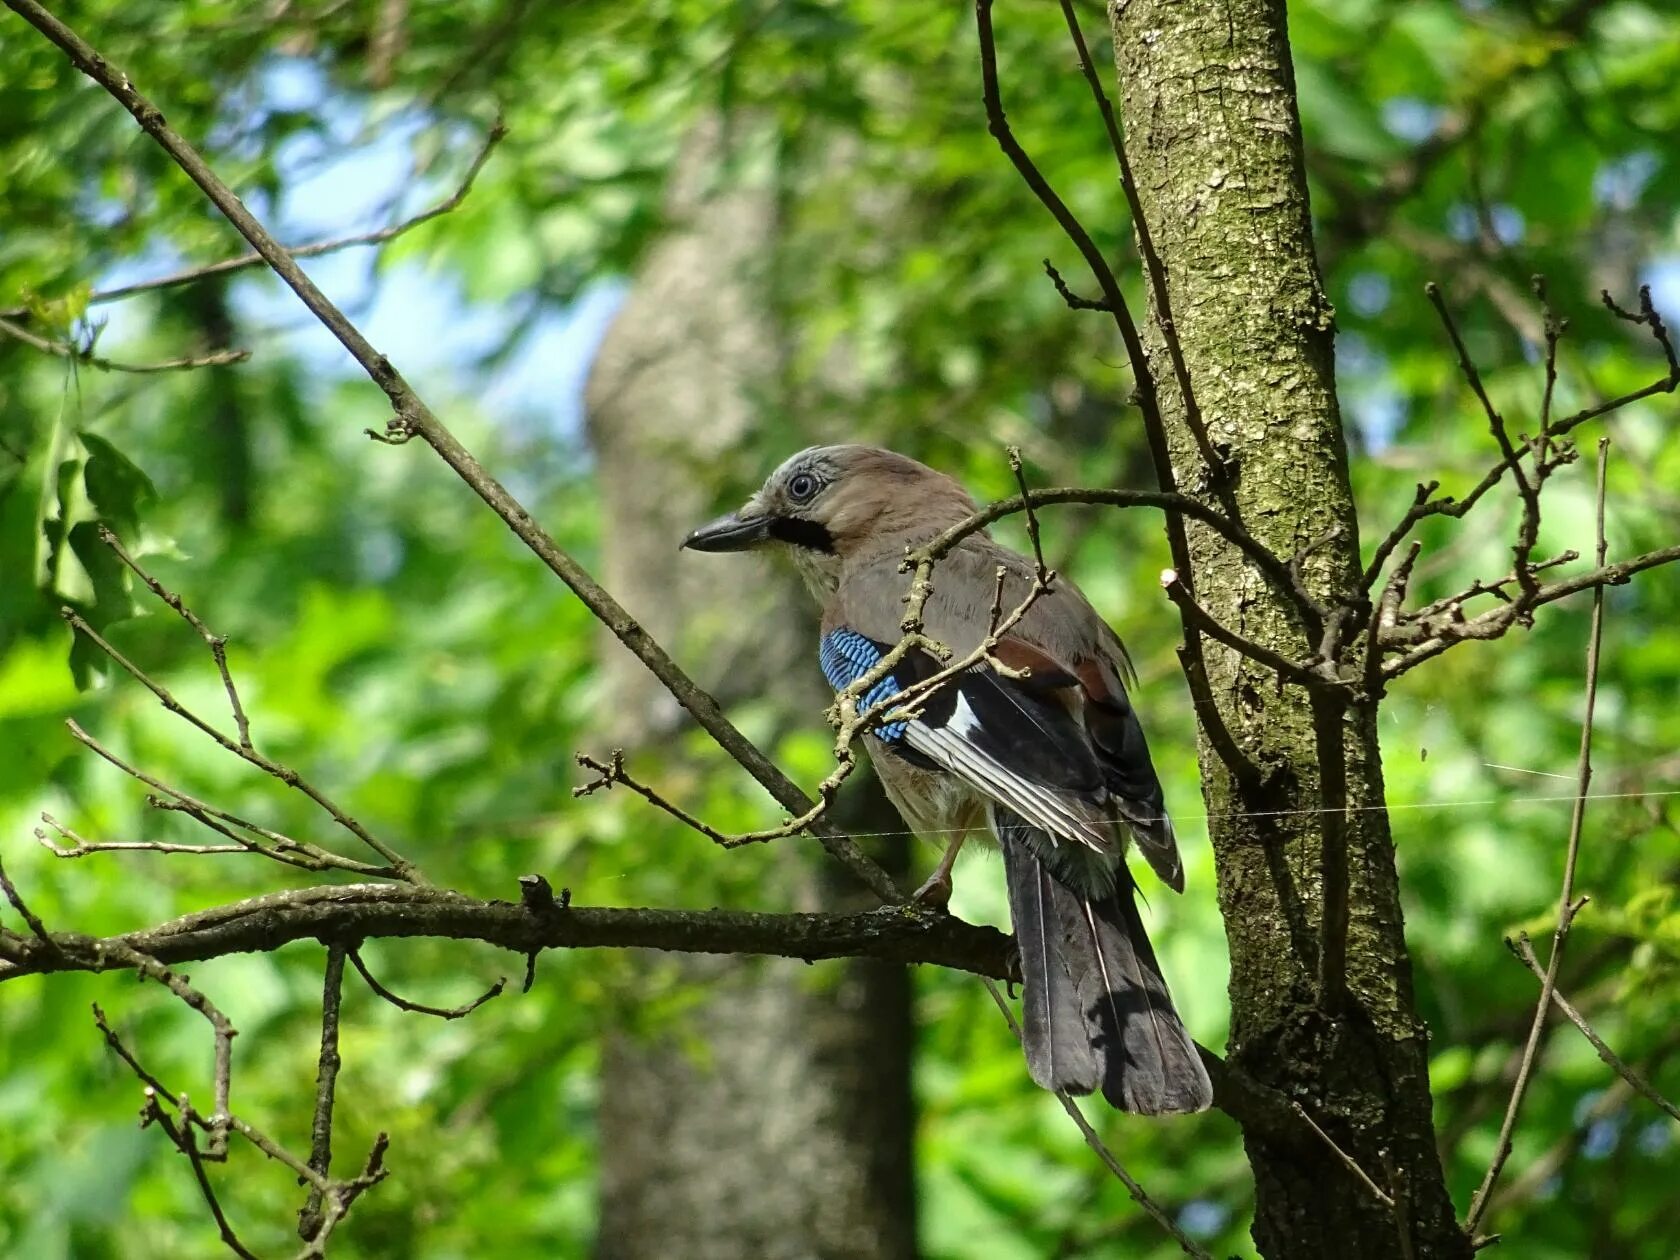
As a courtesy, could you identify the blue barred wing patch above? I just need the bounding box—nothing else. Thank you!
[819,629,909,742]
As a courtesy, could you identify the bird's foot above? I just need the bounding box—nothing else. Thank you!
[910,870,953,910]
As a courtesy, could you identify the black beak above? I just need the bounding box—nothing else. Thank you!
[681,509,771,553]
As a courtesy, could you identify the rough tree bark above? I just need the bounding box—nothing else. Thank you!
[1107,3,1471,1257]
[585,118,917,1260]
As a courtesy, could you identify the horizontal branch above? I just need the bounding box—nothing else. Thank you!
[0,883,1018,985]
[0,313,249,373]
[1382,543,1680,677]
[918,486,1301,607]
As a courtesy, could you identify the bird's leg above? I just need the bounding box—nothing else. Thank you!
[911,833,967,908]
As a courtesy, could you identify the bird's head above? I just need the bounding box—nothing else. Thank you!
[681,445,977,596]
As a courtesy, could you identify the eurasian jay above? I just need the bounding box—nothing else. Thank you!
[682,445,1212,1115]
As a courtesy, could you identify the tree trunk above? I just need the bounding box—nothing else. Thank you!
[1106,3,1471,1257]
[585,117,917,1260]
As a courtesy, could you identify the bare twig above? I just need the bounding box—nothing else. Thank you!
[1508,934,1680,1124]
[1043,259,1111,312]
[0,314,250,373]
[38,810,248,859]
[1602,284,1680,382]
[1160,570,1321,687]
[1,0,899,904]
[1405,550,1578,625]
[1465,439,1611,1234]
[298,945,347,1241]
[63,608,417,879]
[63,719,401,878]
[94,1003,179,1103]
[0,851,52,941]
[1381,542,1680,678]
[89,939,238,1157]
[1363,283,1677,600]
[0,883,1020,987]
[1361,541,1419,701]
[3,117,507,316]
[980,977,1214,1259]
[100,526,252,746]
[1426,283,1544,606]
[141,1093,260,1260]
[348,947,506,1019]
[1053,0,1230,494]
[922,486,1300,612]
[973,0,1290,797]
[1291,1101,1395,1210]
[96,1001,387,1255]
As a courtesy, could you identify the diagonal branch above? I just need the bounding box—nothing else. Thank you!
[0,118,508,322]
[63,718,402,879]
[3,0,899,906]
[0,314,250,373]
[1465,439,1611,1235]
[1508,934,1680,1124]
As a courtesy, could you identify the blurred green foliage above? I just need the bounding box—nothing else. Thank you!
[1,0,1677,1256]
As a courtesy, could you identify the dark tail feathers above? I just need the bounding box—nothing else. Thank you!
[1000,830,1212,1115]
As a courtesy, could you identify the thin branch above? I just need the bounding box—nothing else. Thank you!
[1053,0,1230,492]
[298,945,346,1242]
[63,607,416,879]
[1363,283,1677,597]
[0,882,1020,986]
[348,947,506,1019]
[1426,282,1544,605]
[0,314,250,373]
[63,719,400,878]
[979,977,1214,1259]
[1160,569,1322,687]
[88,938,239,1157]
[1381,542,1680,678]
[1043,259,1111,312]
[973,0,1294,796]
[1291,1101,1395,1210]
[96,1000,387,1254]
[141,1093,260,1260]
[1404,550,1578,626]
[1508,934,1680,1124]
[0,851,53,941]
[38,810,248,859]
[101,526,252,746]
[94,1003,179,1103]
[920,487,1303,640]
[1361,541,1418,701]
[0,0,899,905]
[4,118,508,316]
[1465,439,1611,1234]
[1601,284,1680,382]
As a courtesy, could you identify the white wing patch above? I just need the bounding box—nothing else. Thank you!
[903,715,1114,853]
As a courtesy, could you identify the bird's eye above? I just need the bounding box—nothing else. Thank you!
[788,472,819,502]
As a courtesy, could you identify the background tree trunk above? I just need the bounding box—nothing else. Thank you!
[585,117,917,1260]
[1107,3,1472,1257]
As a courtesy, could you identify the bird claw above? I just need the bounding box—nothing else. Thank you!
[910,871,953,910]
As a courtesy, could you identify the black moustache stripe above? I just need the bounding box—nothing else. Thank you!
[767,516,836,554]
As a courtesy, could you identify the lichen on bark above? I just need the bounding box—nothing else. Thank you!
[1107,0,1472,1255]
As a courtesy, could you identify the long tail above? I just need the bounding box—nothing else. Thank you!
[999,820,1212,1115]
